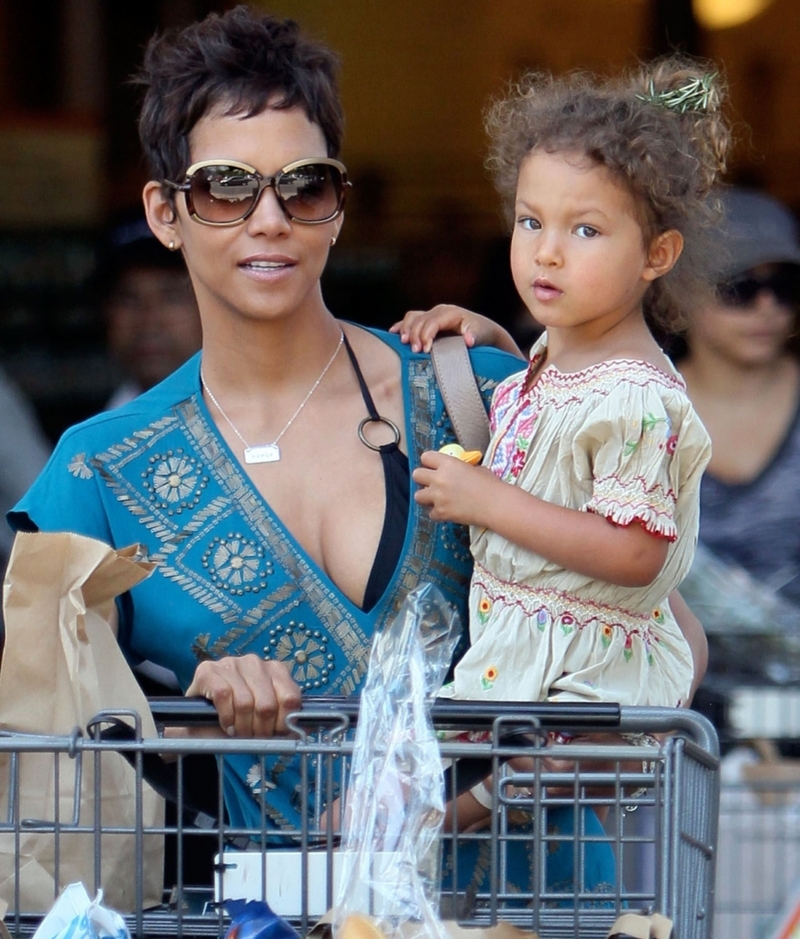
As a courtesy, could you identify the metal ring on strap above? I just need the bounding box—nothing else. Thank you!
[358,415,401,451]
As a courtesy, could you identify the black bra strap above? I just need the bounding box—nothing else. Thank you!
[343,332,380,419]
[343,332,401,452]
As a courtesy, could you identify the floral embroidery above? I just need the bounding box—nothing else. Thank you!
[652,607,665,625]
[625,412,669,455]
[153,456,198,502]
[478,595,492,623]
[202,535,271,594]
[143,450,207,513]
[246,763,277,797]
[666,434,678,454]
[642,413,667,433]
[536,609,548,631]
[601,624,613,648]
[481,665,498,690]
[623,635,634,662]
[267,622,336,690]
[560,612,575,635]
[68,453,94,479]
[508,444,527,480]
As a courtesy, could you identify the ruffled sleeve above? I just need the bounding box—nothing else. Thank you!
[572,379,710,542]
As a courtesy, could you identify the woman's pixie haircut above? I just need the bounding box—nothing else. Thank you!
[134,5,344,193]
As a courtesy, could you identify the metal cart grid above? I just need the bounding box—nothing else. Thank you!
[0,703,719,939]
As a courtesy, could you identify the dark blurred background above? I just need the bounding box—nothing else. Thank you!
[0,0,797,442]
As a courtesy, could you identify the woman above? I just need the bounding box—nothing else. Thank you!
[7,5,704,896]
[677,187,800,689]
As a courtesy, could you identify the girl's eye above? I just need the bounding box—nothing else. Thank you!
[575,224,599,238]
[517,217,541,231]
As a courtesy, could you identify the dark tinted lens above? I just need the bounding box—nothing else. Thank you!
[718,266,800,308]
[277,163,342,221]
[717,277,760,306]
[190,165,259,222]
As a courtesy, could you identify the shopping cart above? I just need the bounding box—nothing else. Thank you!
[0,700,719,939]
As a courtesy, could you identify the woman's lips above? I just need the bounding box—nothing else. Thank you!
[238,256,297,280]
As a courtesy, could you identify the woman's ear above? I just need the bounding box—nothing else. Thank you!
[142,181,180,251]
[643,229,684,282]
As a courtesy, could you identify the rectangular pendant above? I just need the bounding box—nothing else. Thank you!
[244,444,281,464]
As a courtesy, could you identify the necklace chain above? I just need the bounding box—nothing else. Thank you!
[200,330,344,464]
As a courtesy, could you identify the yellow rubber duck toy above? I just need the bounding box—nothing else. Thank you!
[438,443,483,465]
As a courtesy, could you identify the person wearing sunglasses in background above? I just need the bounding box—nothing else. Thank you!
[676,187,800,701]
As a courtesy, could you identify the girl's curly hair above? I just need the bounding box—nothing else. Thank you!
[485,56,732,333]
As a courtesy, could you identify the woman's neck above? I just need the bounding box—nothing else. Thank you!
[680,346,800,484]
[200,310,343,394]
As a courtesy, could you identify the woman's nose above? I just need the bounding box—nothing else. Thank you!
[245,184,292,237]
[753,287,792,314]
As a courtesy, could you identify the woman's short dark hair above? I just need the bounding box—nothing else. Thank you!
[134,5,344,190]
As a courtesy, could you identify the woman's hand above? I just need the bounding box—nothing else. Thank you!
[185,654,302,738]
[390,304,523,356]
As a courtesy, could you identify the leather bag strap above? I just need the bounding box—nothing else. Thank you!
[430,335,491,453]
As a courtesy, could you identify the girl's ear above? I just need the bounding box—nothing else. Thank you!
[643,229,684,282]
[142,181,180,251]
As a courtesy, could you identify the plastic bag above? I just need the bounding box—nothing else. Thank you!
[680,542,800,685]
[333,583,461,939]
[31,883,129,939]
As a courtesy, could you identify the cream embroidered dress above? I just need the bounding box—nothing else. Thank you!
[450,333,711,707]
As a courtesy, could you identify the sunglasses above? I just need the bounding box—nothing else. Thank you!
[164,157,350,226]
[717,266,800,309]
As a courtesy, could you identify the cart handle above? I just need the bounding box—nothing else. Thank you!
[146,696,718,754]
[148,695,622,726]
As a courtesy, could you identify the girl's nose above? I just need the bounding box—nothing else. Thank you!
[535,232,562,267]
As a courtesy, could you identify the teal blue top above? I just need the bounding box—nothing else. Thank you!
[10,327,520,834]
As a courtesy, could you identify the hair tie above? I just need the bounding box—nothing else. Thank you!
[635,73,720,114]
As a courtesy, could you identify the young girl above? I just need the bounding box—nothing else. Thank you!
[395,56,729,712]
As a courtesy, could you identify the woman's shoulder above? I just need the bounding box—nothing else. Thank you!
[362,325,524,383]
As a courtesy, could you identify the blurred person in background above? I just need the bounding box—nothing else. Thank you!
[97,212,202,410]
[0,370,50,645]
[676,187,800,695]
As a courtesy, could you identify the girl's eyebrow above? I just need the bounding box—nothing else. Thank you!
[514,197,611,221]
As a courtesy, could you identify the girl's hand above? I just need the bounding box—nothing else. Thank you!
[185,654,302,738]
[412,449,497,525]
[390,304,522,356]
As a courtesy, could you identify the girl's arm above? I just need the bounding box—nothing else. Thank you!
[391,304,524,357]
[414,453,668,587]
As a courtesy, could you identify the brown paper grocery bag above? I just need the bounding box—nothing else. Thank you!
[0,531,165,912]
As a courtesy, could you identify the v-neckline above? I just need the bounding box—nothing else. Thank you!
[190,330,420,618]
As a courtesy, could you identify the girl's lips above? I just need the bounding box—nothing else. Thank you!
[533,278,562,301]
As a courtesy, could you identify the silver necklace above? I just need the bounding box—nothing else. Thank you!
[200,330,344,464]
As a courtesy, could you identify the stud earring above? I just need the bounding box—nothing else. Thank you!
[168,241,177,251]
[330,236,337,247]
